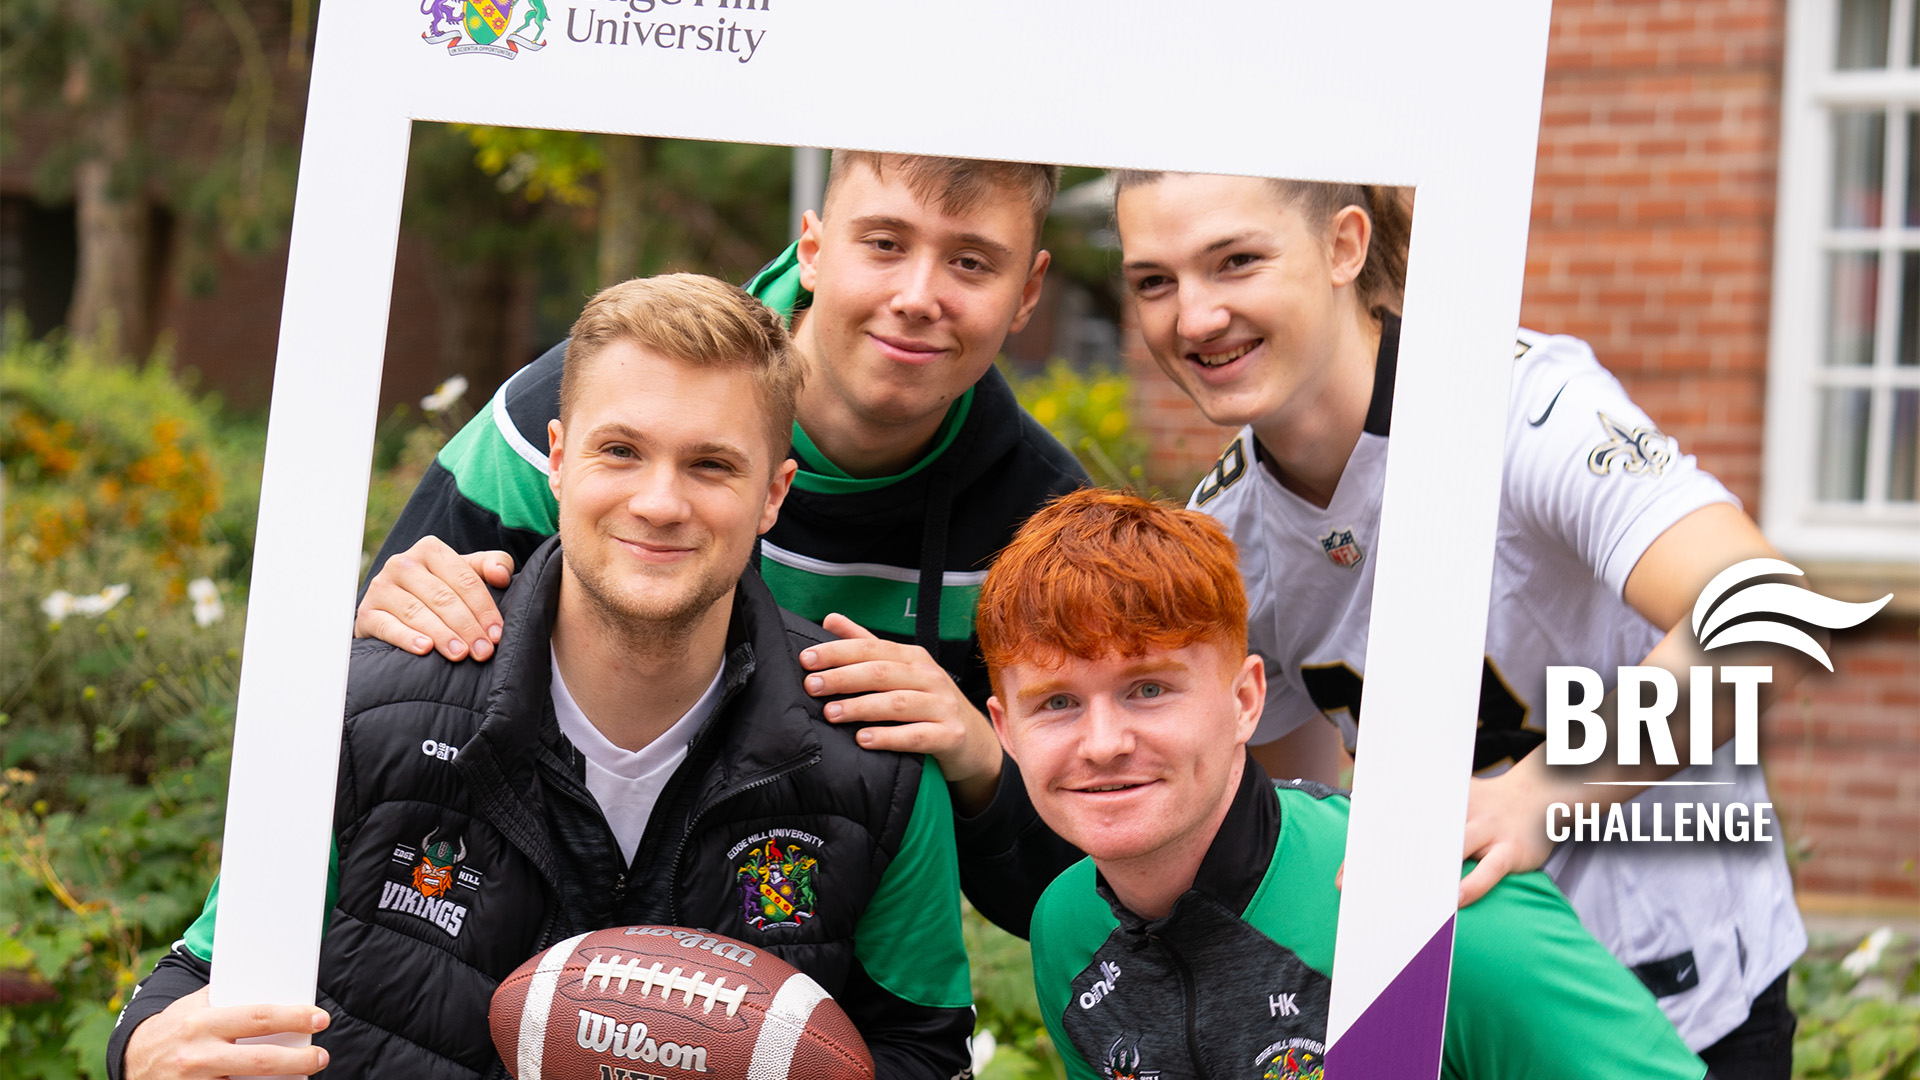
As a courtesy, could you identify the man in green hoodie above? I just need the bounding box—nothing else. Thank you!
[357,152,1088,934]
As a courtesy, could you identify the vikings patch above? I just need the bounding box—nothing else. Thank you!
[1256,1038,1326,1080]
[378,828,484,938]
[1318,528,1365,569]
[727,829,822,931]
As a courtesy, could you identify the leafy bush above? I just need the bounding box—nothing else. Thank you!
[1792,929,1920,1079]
[1,328,251,1077]
[1003,360,1155,495]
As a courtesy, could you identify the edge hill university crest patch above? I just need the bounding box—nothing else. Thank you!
[729,831,821,931]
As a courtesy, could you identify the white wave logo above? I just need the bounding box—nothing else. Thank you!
[1690,559,1892,671]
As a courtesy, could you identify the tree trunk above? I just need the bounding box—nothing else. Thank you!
[65,53,152,360]
[597,135,647,287]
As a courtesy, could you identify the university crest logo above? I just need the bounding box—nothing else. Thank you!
[1319,528,1365,569]
[730,832,821,931]
[1260,1044,1325,1080]
[419,0,548,58]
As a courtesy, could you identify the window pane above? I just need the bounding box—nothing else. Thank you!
[1908,113,1920,224]
[1892,389,1919,501]
[1833,110,1886,228]
[1828,252,1881,366]
[1902,252,1920,364]
[1838,0,1892,69]
[1817,388,1873,501]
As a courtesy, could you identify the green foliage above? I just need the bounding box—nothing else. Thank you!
[2,328,254,1077]
[1003,360,1155,494]
[965,906,1064,1080]
[1791,930,1920,1079]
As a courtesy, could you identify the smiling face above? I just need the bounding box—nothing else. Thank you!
[548,340,795,637]
[792,161,1050,446]
[989,641,1263,867]
[1117,173,1369,433]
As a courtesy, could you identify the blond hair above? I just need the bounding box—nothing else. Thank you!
[562,273,803,459]
[826,152,1061,254]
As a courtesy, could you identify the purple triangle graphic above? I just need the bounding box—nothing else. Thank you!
[1326,915,1455,1080]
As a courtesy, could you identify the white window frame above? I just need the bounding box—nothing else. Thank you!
[1768,0,1920,562]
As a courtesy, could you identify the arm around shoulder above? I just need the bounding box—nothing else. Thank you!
[1443,871,1705,1080]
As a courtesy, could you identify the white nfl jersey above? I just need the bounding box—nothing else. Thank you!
[1192,326,1805,1049]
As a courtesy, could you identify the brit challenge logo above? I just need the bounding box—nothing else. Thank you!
[420,0,548,58]
[728,830,821,931]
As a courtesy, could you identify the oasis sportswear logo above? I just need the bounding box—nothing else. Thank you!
[1078,960,1121,1009]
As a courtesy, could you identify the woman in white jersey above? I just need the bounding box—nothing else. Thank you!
[1113,171,1805,1079]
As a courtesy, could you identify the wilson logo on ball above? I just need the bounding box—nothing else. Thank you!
[576,1009,710,1072]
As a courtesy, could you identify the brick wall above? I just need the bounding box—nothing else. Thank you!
[1122,0,1919,904]
[1767,616,1920,901]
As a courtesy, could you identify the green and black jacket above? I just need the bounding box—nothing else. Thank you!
[365,244,1090,936]
[1031,759,1710,1080]
[109,539,974,1080]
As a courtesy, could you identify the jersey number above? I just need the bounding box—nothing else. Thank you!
[1302,656,1543,772]
[1193,440,1248,507]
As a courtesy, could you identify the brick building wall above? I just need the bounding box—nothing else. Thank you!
[1123,0,1919,904]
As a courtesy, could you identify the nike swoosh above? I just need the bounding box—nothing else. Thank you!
[1676,965,1693,982]
[1528,382,1569,427]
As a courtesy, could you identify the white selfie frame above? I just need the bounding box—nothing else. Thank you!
[214,1,1552,1074]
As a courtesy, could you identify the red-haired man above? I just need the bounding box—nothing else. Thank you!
[979,488,1707,1080]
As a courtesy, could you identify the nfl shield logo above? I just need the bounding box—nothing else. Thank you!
[464,0,514,44]
[1319,528,1365,569]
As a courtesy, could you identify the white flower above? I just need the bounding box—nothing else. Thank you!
[45,584,130,621]
[188,577,225,627]
[1841,926,1894,979]
[970,1029,997,1076]
[421,375,470,414]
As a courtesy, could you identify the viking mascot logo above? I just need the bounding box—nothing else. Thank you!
[412,828,466,899]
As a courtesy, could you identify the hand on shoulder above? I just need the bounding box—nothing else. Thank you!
[355,536,514,662]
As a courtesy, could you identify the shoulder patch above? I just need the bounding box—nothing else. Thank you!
[1586,412,1673,477]
[1193,438,1249,507]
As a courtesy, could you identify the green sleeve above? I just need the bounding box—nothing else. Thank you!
[183,842,340,962]
[1028,860,1110,1080]
[436,405,558,537]
[1442,869,1706,1080]
[851,757,972,1009]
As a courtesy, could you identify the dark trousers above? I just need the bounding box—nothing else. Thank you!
[1698,971,1795,1080]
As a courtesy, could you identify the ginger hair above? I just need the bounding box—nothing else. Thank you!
[976,488,1248,689]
